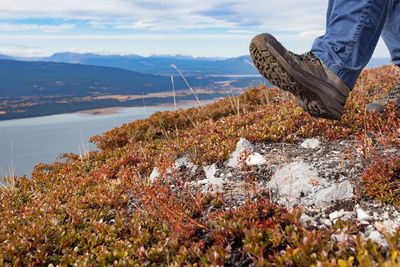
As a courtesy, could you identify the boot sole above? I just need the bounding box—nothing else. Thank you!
[249,33,348,120]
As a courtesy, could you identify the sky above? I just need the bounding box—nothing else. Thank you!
[0,0,390,58]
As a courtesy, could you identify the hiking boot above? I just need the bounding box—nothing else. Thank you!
[366,80,400,113]
[249,33,351,120]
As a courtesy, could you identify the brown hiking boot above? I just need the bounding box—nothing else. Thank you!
[249,33,351,120]
[366,80,400,113]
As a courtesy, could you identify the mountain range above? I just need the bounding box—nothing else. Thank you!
[3,52,390,76]
[3,52,261,75]
[31,53,259,76]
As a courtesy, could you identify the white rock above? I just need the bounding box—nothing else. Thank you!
[300,214,317,227]
[300,138,321,149]
[197,164,225,193]
[393,210,400,218]
[149,167,160,183]
[332,232,348,243]
[198,176,224,186]
[173,157,197,173]
[321,219,332,227]
[366,225,375,232]
[368,231,388,247]
[246,152,267,166]
[375,220,400,235]
[268,161,325,207]
[204,164,217,180]
[341,212,354,222]
[314,181,354,208]
[199,178,225,193]
[357,208,371,221]
[226,138,255,168]
[329,209,353,222]
[329,209,345,221]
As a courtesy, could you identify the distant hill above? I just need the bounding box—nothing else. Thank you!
[0,54,14,60]
[40,52,143,64]
[31,53,260,76]
[0,58,212,98]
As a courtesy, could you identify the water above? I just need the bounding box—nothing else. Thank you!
[0,105,190,180]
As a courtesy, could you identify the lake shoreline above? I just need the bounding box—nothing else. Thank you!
[76,98,220,116]
[0,93,231,121]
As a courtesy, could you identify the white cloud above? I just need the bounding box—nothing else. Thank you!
[1,33,254,40]
[0,47,46,57]
[0,0,327,31]
[0,43,40,49]
[0,23,75,32]
[299,30,325,39]
[0,0,390,58]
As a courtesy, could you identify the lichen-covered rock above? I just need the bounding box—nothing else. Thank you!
[300,138,321,149]
[245,152,266,166]
[204,163,217,180]
[268,161,326,207]
[357,207,371,221]
[368,231,388,248]
[173,157,197,173]
[375,220,400,235]
[313,181,354,208]
[149,167,160,183]
[300,213,317,227]
[226,138,255,168]
[197,164,225,192]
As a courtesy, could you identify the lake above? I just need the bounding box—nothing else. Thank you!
[0,105,194,181]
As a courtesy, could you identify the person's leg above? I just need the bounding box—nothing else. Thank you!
[366,0,400,113]
[249,0,390,120]
[311,0,390,89]
[381,0,400,66]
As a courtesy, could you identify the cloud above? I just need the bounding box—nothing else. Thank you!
[2,33,254,40]
[0,23,75,32]
[299,30,325,39]
[195,2,238,19]
[0,0,327,31]
[0,47,46,57]
[0,43,40,49]
[4,0,370,58]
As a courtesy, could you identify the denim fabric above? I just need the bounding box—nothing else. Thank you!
[382,0,400,66]
[311,0,400,89]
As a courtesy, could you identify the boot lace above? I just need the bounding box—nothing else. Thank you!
[289,51,323,65]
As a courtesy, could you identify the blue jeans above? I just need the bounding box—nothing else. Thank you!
[311,0,400,89]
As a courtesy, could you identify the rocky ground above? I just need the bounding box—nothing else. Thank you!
[146,137,400,249]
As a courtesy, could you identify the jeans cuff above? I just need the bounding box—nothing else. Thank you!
[313,52,357,90]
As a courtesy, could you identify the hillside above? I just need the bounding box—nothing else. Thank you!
[0,65,400,265]
[0,59,204,97]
